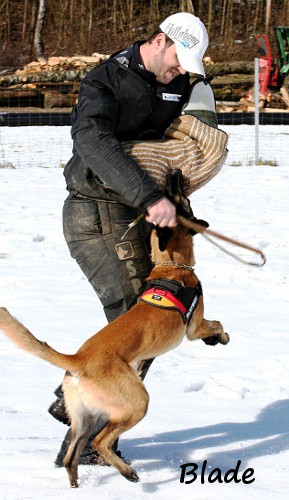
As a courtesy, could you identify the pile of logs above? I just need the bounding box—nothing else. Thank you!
[204,60,289,112]
[0,55,288,112]
[0,53,109,110]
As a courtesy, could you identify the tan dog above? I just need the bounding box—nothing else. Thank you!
[0,173,229,487]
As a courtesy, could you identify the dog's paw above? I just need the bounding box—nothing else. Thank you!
[202,335,220,346]
[122,468,140,482]
[202,332,230,346]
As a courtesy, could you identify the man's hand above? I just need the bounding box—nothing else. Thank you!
[145,197,177,228]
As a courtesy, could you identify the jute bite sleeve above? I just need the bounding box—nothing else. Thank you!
[122,115,228,196]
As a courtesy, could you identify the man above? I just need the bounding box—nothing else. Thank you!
[50,12,209,466]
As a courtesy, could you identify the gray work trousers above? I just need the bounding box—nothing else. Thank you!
[62,192,153,323]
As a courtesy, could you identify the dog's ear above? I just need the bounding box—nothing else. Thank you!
[188,217,209,236]
[165,169,209,234]
[165,169,186,201]
[155,226,173,251]
[165,169,193,219]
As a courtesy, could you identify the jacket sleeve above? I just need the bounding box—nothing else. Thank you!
[71,79,165,210]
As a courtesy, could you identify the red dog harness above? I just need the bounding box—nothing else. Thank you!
[139,278,202,324]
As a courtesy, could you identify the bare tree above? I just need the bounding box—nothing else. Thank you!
[220,0,227,36]
[253,0,261,35]
[207,0,214,32]
[0,0,11,47]
[34,0,46,60]
[179,0,195,14]
[22,0,29,41]
[265,0,271,33]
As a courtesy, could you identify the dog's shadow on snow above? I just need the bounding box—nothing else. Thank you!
[121,398,289,492]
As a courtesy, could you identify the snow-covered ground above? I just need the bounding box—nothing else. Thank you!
[0,124,288,499]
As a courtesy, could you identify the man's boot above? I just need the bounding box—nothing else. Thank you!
[48,386,70,425]
[54,428,127,467]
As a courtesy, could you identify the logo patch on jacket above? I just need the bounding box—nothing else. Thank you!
[162,93,182,101]
[115,241,134,260]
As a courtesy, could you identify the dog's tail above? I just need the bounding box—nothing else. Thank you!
[0,307,78,373]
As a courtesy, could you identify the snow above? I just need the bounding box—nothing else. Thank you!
[0,124,288,499]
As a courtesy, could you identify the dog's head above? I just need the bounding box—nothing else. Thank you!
[150,170,208,265]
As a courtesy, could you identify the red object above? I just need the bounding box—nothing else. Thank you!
[256,34,273,94]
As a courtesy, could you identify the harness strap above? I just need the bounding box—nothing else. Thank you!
[139,278,202,324]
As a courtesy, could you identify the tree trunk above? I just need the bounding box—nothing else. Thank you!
[34,0,46,60]
[22,0,29,41]
[179,0,195,14]
[265,0,271,34]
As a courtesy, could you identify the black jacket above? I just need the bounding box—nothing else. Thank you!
[63,42,190,209]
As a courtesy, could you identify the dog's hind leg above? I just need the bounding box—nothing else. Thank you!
[93,423,140,482]
[63,412,108,487]
[92,383,149,482]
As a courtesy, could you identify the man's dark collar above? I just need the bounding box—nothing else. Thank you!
[131,41,157,87]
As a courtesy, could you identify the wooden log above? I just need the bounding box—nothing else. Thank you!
[43,91,77,108]
[0,85,79,108]
[216,101,243,112]
[0,69,88,86]
[205,61,254,77]
[213,85,253,101]
[211,74,255,86]
[216,101,243,107]
[263,107,289,112]
[239,96,266,112]
[280,86,289,108]
[0,88,42,107]
[0,89,38,100]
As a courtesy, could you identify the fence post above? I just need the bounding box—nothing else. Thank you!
[254,57,260,165]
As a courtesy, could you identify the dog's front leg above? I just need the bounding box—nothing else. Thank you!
[199,319,230,345]
[186,301,229,345]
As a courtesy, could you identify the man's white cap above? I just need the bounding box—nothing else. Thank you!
[160,12,208,76]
